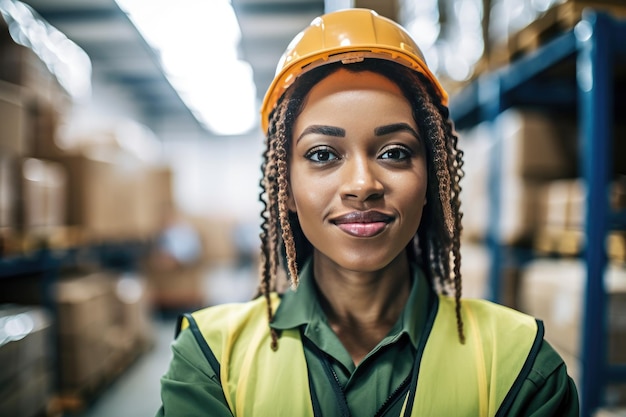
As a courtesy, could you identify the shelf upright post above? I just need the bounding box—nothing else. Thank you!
[478,72,505,303]
[575,11,614,416]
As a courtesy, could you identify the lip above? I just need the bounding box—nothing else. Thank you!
[331,210,394,237]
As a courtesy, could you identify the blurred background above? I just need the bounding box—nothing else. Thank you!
[0,0,624,416]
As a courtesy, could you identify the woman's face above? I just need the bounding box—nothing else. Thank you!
[288,69,428,272]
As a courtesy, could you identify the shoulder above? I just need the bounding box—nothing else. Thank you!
[459,297,535,320]
[177,294,280,364]
[506,339,580,416]
[182,293,280,335]
[528,340,571,384]
[440,296,538,334]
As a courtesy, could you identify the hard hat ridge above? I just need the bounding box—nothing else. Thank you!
[260,8,448,133]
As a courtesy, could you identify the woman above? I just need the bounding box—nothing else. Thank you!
[157,8,579,416]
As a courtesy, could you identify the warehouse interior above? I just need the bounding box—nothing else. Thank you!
[0,0,625,416]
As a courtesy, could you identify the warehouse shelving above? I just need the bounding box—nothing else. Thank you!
[0,240,152,401]
[449,9,626,417]
[0,240,150,334]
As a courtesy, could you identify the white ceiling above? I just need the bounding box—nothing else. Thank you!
[12,0,325,137]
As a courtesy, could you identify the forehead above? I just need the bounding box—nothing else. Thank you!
[294,69,414,129]
[303,68,405,104]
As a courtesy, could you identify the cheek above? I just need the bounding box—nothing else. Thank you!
[288,163,334,214]
[290,180,329,216]
[397,171,428,222]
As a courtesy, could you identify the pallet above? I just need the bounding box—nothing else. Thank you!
[595,408,626,417]
[54,373,109,415]
[534,228,626,262]
[490,0,626,68]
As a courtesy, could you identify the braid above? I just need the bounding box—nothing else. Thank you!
[276,134,299,289]
[258,101,288,350]
[409,71,466,343]
[441,102,465,344]
[258,94,305,350]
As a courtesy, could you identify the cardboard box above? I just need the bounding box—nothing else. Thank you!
[459,122,491,242]
[499,177,544,245]
[143,262,207,310]
[20,158,67,232]
[0,156,67,233]
[459,119,551,244]
[58,331,108,388]
[460,242,520,308]
[496,109,578,180]
[133,165,174,239]
[55,273,114,335]
[54,272,152,390]
[519,259,626,362]
[538,178,626,231]
[110,273,155,351]
[0,40,69,106]
[0,155,17,229]
[459,110,625,244]
[46,154,153,240]
[30,100,69,159]
[0,80,28,156]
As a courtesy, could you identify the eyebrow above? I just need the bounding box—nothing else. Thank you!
[374,123,420,139]
[296,122,419,143]
[296,125,346,143]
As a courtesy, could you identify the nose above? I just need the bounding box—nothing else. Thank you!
[339,156,384,202]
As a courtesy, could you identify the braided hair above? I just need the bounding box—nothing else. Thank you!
[257,60,465,350]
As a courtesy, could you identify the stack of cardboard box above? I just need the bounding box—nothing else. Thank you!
[0,16,174,254]
[54,272,153,402]
[519,259,626,407]
[460,108,580,246]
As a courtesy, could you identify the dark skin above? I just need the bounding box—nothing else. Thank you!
[287,69,427,365]
[316,255,412,365]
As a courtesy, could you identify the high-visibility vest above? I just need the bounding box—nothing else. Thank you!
[179,293,542,417]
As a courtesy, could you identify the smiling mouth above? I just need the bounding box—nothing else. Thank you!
[331,211,394,237]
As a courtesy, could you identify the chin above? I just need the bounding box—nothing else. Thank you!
[319,250,408,273]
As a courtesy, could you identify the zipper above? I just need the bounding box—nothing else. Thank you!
[313,338,413,417]
[303,336,352,417]
[323,354,352,417]
[373,372,412,417]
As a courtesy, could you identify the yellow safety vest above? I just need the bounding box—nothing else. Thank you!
[180,293,541,417]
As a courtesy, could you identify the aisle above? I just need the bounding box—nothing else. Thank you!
[75,263,258,417]
[76,317,176,417]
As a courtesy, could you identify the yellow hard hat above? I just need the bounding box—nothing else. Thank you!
[260,8,448,133]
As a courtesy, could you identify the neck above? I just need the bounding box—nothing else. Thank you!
[312,253,412,364]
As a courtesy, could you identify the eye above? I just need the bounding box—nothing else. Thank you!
[305,147,339,163]
[379,146,412,161]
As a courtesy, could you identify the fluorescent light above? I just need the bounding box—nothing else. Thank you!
[115,0,258,136]
[0,0,92,99]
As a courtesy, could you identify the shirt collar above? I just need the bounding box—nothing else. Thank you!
[271,259,434,348]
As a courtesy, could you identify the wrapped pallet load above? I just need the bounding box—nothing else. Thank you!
[0,305,53,417]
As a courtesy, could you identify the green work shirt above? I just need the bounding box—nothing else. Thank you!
[156,262,579,416]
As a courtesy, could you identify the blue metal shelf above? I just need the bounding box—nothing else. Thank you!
[0,250,63,279]
[450,10,626,417]
[0,240,150,278]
